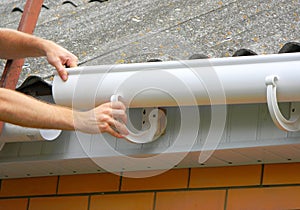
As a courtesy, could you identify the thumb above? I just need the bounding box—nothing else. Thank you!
[55,62,68,81]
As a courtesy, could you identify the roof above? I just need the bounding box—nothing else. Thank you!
[0,0,299,86]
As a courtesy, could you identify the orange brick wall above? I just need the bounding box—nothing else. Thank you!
[1,163,300,210]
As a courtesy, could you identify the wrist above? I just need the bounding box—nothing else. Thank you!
[72,110,90,133]
[51,105,77,131]
[72,110,99,134]
[37,39,53,57]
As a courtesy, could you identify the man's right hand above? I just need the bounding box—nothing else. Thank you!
[74,101,129,138]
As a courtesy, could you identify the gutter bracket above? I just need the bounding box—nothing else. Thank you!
[110,95,167,143]
[265,75,300,131]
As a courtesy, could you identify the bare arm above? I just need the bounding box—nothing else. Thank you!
[0,28,46,59]
[0,88,128,138]
[0,29,128,137]
[0,28,78,81]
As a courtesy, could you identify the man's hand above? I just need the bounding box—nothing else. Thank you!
[75,101,129,138]
[0,88,128,138]
[44,40,78,81]
[0,29,78,81]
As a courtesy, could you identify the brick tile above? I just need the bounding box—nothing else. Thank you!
[263,163,300,185]
[29,196,88,210]
[58,173,120,194]
[227,186,300,210]
[121,169,189,191]
[0,176,58,197]
[0,198,28,210]
[90,193,154,210]
[155,190,226,210]
[189,165,261,188]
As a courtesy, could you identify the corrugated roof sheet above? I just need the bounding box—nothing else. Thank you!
[0,0,299,86]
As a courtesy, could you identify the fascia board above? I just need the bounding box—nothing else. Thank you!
[1,103,300,178]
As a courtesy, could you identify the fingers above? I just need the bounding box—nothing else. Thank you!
[47,55,68,81]
[110,100,127,111]
[55,57,78,81]
[45,44,78,81]
[76,101,128,137]
[56,64,68,81]
[103,103,128,136]
[98,117,128,138]
[109,119,129,136]
[89,101,128,137]
[101,101,127,122]
[104,126,125,138]
[112,109,127,124]
[66,57,78,68]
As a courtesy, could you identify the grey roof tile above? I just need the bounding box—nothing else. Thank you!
[0,0,299,87]
[279,42,300,53]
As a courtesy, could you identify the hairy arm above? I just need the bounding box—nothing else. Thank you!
[0,29,128,137]
[0,28,78,81]
[0,88,128,138]
[0,28,46,59]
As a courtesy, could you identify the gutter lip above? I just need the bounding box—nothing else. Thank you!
[54,52,300,76]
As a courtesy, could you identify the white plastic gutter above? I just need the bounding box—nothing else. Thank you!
[0,124,61,150]
[52,53,300,135]
[53,53,300,108]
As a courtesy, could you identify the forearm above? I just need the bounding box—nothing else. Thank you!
[0,88,128,137]
[0,88,75,130]
[0,28,49,59]
[0,28,78,81]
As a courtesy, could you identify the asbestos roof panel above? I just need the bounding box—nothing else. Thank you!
[0,0,299,86]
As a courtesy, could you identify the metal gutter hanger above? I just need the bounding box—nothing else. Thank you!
[265,75,300,132]
[110,95,167,143]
